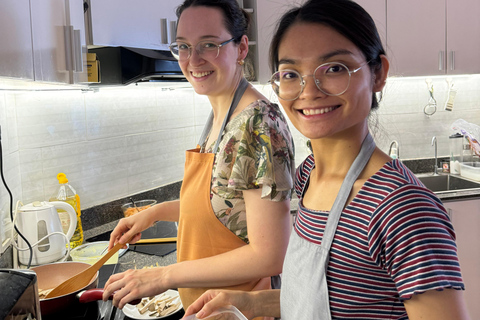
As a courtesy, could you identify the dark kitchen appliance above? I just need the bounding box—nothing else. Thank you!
[0,269,41,320]
[88,46,187,86]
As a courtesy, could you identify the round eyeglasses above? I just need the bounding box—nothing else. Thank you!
[269,61,370,101]
[169,38,235,61]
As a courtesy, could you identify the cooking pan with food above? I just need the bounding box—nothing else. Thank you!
[31,261,142,316]
[31,261,99,316]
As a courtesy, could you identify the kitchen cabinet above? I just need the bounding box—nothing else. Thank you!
[355,0,386,48]
[387,0,480,76]
[31,0,87,84]
[86,0,183,51]
[444,198,480,319]
[0,0,34,80]
[0,0,87,84]
[252,0,386,84]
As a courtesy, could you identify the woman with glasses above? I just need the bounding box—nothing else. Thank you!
[183,0,470,319]
[102,0,295,313]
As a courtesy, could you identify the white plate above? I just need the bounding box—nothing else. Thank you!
[122,289,183,319]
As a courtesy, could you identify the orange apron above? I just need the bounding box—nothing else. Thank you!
[177,79,271,310]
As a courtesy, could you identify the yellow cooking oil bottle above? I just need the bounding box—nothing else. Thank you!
[49,173,84,248]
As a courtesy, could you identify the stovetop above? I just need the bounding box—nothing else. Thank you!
[41,264,184,320]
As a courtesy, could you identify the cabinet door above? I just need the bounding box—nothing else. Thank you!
[30,0,86,84]
[0,0,34,80]
[355,0,386,50]
[88,0,183,51]
[387,0,446,76]
[255,0,305,84]
[444,199,480,319]
[446,0,480,74]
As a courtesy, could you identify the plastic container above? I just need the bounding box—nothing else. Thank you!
[49,173,84,248]
[459,162,480,182]
[184,305,248,320]
[121,199,157,217]
[449,133,464,174]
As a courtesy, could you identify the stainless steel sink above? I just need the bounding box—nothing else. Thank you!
[416,174,480,192]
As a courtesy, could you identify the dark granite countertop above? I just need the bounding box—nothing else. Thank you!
[83,220,177,271]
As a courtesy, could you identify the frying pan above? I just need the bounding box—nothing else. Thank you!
[31,261,142,316]
[31,261,99,316]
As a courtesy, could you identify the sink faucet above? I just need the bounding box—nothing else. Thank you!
[431,136,438,175]
[388,140,400,159]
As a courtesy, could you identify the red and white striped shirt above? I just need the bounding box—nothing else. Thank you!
[294,156,464,319]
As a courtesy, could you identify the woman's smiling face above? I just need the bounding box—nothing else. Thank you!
[276,22,380,140]
[176,6,243,97]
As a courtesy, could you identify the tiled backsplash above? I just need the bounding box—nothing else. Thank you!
[1,74,480,249]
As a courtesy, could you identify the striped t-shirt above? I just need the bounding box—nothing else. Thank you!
[294,156,464,319]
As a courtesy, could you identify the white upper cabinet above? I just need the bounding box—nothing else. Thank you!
[0,0,34,80]
[254,0,304,84]
[86,0,183,51]
[355,0,387,50]
[30,0,87,84]
[446,0,480,75]
[0,0,87,84]
[387,0,480,76]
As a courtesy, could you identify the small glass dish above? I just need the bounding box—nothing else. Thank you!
[121,199,157,217]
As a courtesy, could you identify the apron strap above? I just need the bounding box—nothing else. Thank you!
[198,78,249,153]
[320,133,376,251]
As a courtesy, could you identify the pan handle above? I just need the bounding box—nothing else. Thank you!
[77,288,141,305]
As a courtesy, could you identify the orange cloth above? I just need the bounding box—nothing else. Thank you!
[177,147,271,310]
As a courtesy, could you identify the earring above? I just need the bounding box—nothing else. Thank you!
[237,59,245,66]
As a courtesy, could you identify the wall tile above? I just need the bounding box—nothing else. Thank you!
[0,74,478,218]
[14,90,86,148]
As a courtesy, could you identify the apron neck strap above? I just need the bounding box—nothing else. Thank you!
[321,133,376,250]
[198,78,249,153]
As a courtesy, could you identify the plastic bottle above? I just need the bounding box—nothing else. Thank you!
[49,173,84,248]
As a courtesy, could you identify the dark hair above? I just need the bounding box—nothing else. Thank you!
[269,0,385,110]
[176,0,250,44]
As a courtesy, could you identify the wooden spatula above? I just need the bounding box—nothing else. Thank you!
[44,242,125,299]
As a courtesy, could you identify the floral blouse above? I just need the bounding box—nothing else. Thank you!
[201,100,295,243]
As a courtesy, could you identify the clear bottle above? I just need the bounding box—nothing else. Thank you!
[49,173,84,248]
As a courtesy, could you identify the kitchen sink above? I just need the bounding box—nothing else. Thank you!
[416,174,480,192]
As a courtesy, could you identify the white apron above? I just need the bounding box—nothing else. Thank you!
[281,134,376,320]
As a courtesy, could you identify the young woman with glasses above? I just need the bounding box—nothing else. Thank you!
[183,0,470,319]
[102,0,295,314]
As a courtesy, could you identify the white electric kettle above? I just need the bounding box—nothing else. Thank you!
[16,201,77,265]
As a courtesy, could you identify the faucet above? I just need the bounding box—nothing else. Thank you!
[431,136,438,175]
[388,140,400,159]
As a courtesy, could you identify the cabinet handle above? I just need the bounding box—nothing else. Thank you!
[160,18,168,44]
[450,51,455,71]
[64,25,75,72]
[438,51,445,71]
[170,20,177,44]
[73,29,83,72]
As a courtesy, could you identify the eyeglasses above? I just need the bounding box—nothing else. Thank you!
[169,38,236,61]
[269,61,370,101]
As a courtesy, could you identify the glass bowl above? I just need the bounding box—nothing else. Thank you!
[121,199,157,217]
[69,241,128,265]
